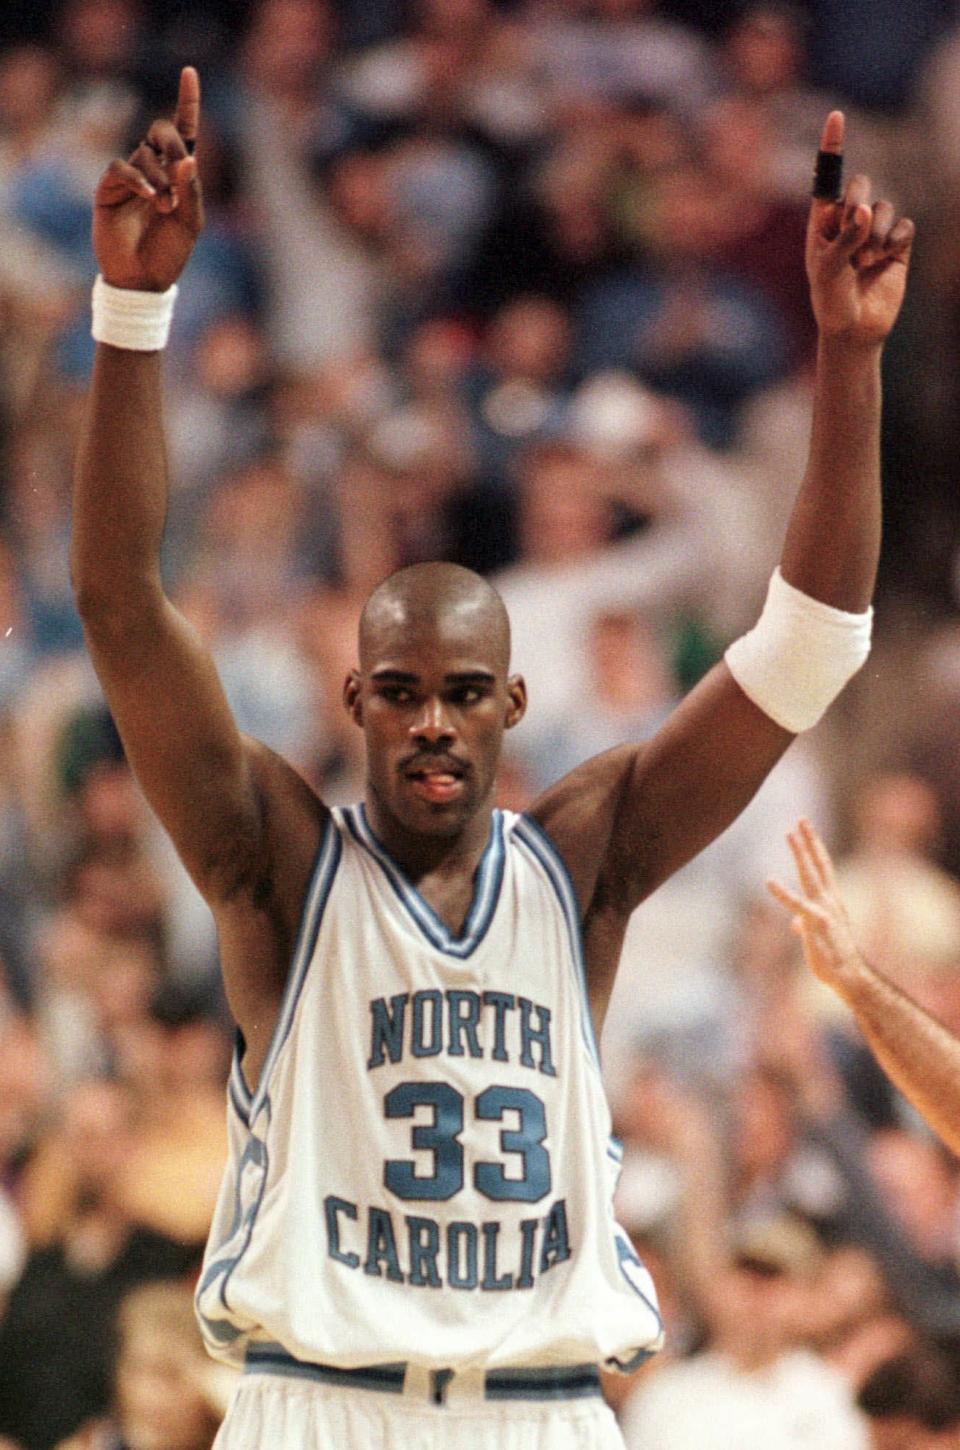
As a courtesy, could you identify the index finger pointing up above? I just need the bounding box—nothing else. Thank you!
[812,109,844,202]
[819,110,845,154]
[175,65,200,154]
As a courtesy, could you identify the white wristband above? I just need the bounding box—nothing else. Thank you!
[724,567,872,733]
[91,275,178,351]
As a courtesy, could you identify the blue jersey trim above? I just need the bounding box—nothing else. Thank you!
[343,804,505,959]
[513,821,664,1363]
[613,1228,665,1340]
[484,1365,601,1400]
[228,1074,250,1127]
[228,1031,251,1126]
[197,821,341,1355]
[243,1346,602,1401]
[246,1344,407,1393]
[512,817,601,1071]
[246,815,341,1120]
[196,1097,274,1347]
[605,1345,660,1374]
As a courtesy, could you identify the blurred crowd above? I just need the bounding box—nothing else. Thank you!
[4,0,960,1446]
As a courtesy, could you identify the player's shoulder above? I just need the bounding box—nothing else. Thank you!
[527,744,639,843]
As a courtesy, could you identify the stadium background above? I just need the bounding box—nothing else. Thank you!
[3,1,960,1445]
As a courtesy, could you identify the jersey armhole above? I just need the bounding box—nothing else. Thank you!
[237,815,343,1120]
[514,814,602,1070]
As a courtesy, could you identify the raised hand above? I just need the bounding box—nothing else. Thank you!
[93,66,204,292]
[806,112,914,346]
[767,818,864,993]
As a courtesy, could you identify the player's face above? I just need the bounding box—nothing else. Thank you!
[345,610,525,844]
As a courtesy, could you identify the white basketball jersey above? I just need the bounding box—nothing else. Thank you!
[196,806,663,1373]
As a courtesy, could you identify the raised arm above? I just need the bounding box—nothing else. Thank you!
[769,820,960,1158]
[74,68,254,895]
[73,71,324,1063]
[531,114,914,1019]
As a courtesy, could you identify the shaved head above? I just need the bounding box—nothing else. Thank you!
[359,563,511,675]
[347,562,525,843]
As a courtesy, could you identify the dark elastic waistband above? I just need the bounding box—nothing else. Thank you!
[244,1344,602,1402]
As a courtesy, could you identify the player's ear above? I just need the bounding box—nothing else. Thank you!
[344,670,363,726]
[505,675,527,730]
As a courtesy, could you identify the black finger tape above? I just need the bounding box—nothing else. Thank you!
[812,149,843,200]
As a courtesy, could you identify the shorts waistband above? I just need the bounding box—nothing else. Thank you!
[244,1344,602,1403]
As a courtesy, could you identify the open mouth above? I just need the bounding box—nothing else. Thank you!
[404,760,467,802]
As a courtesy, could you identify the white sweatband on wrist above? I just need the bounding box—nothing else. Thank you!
[724,567,872,733]
[91,275,178,351]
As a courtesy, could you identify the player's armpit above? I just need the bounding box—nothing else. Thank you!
[526,743,638,920]
[526,663,791,1021]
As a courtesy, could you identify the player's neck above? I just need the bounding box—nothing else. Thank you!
[363,794,495,885]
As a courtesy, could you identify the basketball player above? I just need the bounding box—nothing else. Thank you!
[73,67,913,1449]
[769,819,960,1158]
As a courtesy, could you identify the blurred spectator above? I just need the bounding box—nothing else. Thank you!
[117,981,228,1252]
[8,422,84,659]
[461,293,573,498]
[494,391,707,758]
[292,584,367,801]
[191,454,310,625]
[458,105,637,315]
[493,362,807,741]
[576,160,788,446]
[618,1081,869,1450]
[807,772,960,1105]
[343,0,530,151]
[0,45,80,342]
[0,717,32,1008]
[267,348,397,498]
[530,607,676,783]
[164,315,274,543]
[700,95,815,369]
[866,1131,960,1301]
[805,0,955,115]
[0,45,63,172]
[18,703,170,1085]
[54,0,146,92]
[621,1228,869,1450]
[739,978,960,1345]
[0,1079,197,1450]
[335,402,474,591]
[811,1247,916,1393]
[240,0,343,143]
[857,1346,960,1450]
[726,1061,850,1232]
[5,36,141,375]
[53,1279,229,1450]
[234,0,387,367]
[0,1016,52,1314]
[526,0,716,124]
[714,6,910,212]
[716,4,835,204]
